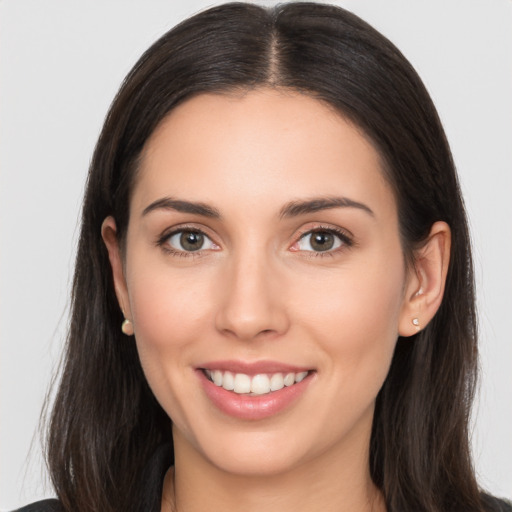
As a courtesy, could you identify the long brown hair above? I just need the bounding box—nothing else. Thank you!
[46,3,484,511]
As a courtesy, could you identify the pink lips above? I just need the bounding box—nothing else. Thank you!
[197,360,314,420]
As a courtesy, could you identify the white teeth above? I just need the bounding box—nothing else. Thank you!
[251,374,270,395]
[283,373,295,387]
[205,369,309,395]
[222,371,235,391]
[270,373,284,391]
[233,373,251,394]
[295,371,308,383]
[212,370,223,386]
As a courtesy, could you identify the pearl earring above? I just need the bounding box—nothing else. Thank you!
[122,319,134,336]
[412,318,420,327]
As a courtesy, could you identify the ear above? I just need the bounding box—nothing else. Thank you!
[101,216,132,327]
[398,221,451,337]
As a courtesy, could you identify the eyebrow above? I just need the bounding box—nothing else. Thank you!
[141,195,374,220]
[142,197,221,219]
[279,196,374,218]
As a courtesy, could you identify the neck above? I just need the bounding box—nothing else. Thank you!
[162,429,386,512]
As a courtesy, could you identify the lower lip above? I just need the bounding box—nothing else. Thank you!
[198,370,313,420]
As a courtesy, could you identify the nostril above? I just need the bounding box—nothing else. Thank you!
[214,281,291,340]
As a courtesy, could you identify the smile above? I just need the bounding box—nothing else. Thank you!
[198,362,314,420]
[204,369,309,395]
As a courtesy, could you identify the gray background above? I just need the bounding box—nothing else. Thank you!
[1,0,511,509]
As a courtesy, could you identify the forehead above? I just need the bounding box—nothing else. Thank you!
[133,88,396,220]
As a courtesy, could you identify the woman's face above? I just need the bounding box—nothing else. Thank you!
[108,89,419,476]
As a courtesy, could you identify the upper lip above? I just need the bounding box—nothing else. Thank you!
[198,360,313,376]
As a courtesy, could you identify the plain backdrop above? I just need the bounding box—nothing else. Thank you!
[1,0,511,509]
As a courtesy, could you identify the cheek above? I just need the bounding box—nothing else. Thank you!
[126,261,214,374]
[126,263,217,430]
[297,252,405,383]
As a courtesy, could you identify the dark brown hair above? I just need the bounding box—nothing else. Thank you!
[46,3,485,511]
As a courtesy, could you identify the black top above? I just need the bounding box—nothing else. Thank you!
[14,444,172,512]
[14,444,512,511]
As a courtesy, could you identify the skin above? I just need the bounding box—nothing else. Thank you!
[102,88,450,512]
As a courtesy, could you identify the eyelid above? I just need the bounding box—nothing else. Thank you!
[156,223,220,255]
[155,222,354,257]
[290,224,354,254]
[168,231,217,251]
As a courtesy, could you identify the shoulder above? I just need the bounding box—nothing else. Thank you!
[481,494,512,512]
[12,499,63,512]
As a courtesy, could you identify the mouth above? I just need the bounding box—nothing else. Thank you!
[197,361,315,420]
[202,369,310,396]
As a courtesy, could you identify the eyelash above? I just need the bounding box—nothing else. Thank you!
[156,224,213,258]
[156,224,354,258]
[293,225,354,258]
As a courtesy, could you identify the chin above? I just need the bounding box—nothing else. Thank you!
[204,437,311,477]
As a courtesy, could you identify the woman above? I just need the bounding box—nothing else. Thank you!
[15,2,511,511]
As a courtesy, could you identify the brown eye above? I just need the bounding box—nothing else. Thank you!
[180,231,204,251]
[310,232,335,251]
[297,230,344,252]
[167,230,215,252]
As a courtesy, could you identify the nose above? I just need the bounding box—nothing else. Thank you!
[214,252,290,341]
